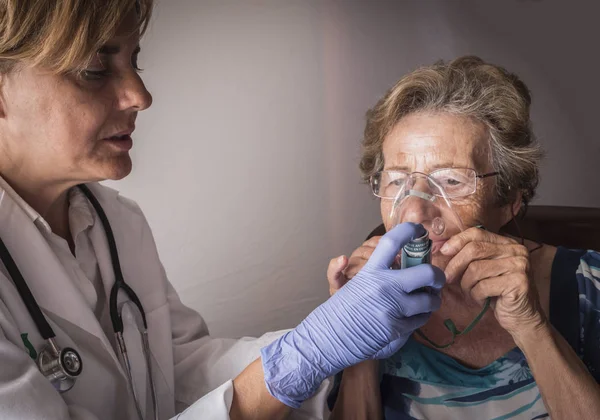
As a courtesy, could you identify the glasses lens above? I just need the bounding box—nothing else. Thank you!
[372,171,408,198]
[429,168,476,198]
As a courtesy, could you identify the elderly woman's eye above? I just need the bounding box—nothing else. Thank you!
[445,178,462,186]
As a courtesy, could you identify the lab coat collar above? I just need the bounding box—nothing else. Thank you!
[68,187,95,240]
[0,176,52,232]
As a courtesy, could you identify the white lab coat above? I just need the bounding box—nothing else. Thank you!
[0,181,331,420]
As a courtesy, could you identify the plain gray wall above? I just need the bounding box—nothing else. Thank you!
[106,0,599,338]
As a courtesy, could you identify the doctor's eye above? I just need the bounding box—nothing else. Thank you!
[81,68,111,81]
[79,54,111,81]
[132,47,143,73]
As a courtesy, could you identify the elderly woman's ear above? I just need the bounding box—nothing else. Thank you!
[500,189,524,227]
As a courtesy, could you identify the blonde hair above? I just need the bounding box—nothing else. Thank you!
[361,55,543,208]
[0,0,153,73]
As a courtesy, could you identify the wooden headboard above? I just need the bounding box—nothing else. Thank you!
[501,205,600,251]
[367,205,600,251]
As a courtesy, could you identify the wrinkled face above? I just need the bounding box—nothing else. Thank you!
[0,11,152,185]
[380,112,514,268]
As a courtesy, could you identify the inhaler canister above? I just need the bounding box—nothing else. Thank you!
[401,230,432,269]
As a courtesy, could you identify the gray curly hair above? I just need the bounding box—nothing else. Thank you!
[360,55,544,211]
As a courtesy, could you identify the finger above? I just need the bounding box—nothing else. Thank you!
[445,242,528,284]
[470,273,527,304]
[440,227,518,257]
[345,258,368,280]
[327,255,349,293]
[349,244,378,264]
[400,292,442,317]
[460,257,529,295]
[395,264,446,293]
[372,312,431,360]
[362,236,382,249]
[368,223,424,269]
[343,239,382,280]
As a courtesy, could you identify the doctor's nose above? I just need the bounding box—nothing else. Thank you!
[116,71,153,112]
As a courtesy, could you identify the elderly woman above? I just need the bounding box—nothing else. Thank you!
[327,56,600,419]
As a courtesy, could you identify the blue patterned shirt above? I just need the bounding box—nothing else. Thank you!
[329,249,600,420]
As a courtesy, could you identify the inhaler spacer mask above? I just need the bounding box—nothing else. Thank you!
[389,172,490,349]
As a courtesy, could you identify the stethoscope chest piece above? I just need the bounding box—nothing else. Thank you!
[37,338,83,392]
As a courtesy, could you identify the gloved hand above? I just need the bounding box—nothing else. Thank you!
[261,223,445,408]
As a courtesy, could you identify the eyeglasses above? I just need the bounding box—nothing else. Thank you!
[370,168,499,199]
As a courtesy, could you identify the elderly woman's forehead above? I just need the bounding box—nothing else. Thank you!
[382,113,491,169]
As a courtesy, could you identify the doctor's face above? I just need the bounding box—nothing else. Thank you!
[380,112,512,269]
[0,12,152,184]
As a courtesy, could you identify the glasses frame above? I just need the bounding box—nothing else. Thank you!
[370,168,499,199]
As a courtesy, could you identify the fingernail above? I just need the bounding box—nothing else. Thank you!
[337,256,345,265]
[440,243,450,254]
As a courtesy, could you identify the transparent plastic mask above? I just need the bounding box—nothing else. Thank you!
[389,173,465,249]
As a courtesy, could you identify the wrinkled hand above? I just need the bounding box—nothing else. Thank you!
[261,223,445,408]
[441,227,547,340]
[327,236,381,295]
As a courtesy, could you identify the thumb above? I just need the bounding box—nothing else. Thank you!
[368,223,425,269]
[327,255,349,294]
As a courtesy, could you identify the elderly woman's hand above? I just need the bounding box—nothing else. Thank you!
[441,227,547,341]
[327,236,382,295]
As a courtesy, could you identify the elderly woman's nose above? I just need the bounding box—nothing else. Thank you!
[408,176,433,193]
[396,195,437,225]
[116,72,153,112]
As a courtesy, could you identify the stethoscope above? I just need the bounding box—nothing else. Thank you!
[0,184,158,420]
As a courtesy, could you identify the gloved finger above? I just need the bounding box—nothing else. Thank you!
[400,292,442,317]
[395,264,446,293]
[371,313,431,359]
[327,255,349,295]
[368,223,425,269]
[372,336,408,360]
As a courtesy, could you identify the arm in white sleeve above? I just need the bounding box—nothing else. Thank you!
[167,282,332,419]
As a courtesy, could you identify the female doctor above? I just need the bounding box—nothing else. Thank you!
[0,1,444,419]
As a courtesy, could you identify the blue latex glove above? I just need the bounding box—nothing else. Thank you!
[260,223,445,408]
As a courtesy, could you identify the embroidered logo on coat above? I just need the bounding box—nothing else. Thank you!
[21,333,37,360]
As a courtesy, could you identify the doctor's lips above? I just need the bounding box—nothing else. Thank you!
[102,127,135,150]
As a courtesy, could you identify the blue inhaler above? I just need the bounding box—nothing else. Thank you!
[401,230,432,268]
